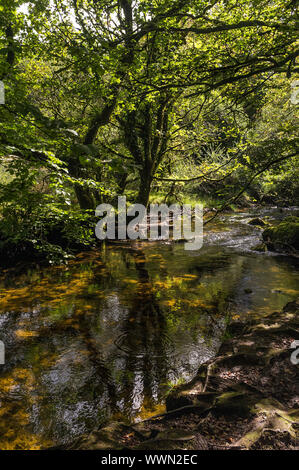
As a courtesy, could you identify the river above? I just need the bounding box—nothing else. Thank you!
[0,207,298,449]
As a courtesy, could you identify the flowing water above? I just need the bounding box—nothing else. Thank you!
[0,207,298,449]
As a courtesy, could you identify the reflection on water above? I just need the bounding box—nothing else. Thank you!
[0,208,298,449]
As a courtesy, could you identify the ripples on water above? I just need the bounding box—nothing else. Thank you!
[0,207,298,448]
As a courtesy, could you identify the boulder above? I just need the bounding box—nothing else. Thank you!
[248,217,267,227]
[262,216,299,253]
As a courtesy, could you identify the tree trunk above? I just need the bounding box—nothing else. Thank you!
[137,170,152,207]
[74,184,96,210]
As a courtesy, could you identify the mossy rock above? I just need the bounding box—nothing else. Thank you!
[251,242,267,252]
[262,216,299,253]
[248,217,267,227]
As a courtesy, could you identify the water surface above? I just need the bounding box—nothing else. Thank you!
[0,207,298,449]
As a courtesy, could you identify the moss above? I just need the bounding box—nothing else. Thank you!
[262,216,299,252]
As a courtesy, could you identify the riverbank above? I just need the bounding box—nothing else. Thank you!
[62,300,298,451]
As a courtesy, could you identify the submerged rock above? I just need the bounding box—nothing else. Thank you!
[262,216,299,253]
[244,288,253,294]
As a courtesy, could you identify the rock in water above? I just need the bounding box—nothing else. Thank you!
[248,217,267,227]
[262,216,299,253]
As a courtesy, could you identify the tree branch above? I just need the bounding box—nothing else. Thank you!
[204,152,299,225]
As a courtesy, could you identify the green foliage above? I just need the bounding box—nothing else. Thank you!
[0,157,95,264]
[0,0,298,263]
[0,199,96,265]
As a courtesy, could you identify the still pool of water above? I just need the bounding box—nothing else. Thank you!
[0,208,298,449]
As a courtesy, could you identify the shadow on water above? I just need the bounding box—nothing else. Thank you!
[0,207,298,448]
